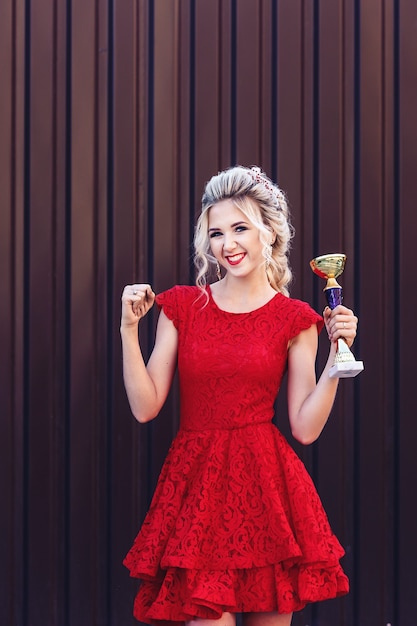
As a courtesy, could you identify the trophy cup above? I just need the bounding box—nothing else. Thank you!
[310,253,364,378]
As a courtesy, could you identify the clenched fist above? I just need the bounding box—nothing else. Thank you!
[121,283,156,327]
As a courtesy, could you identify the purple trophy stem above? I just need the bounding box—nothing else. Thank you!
[325,286,343,310]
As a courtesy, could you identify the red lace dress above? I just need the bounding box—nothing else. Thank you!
[123,285,349,624]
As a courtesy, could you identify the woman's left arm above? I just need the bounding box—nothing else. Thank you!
[287,305,358,445]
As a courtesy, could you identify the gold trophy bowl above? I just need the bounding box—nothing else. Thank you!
[310,253,364,378]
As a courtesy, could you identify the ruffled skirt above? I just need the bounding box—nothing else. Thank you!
[123,423,349,624]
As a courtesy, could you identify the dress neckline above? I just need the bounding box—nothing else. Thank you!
[207,284,283,315]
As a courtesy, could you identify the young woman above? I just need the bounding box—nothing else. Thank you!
[121,166,357,626]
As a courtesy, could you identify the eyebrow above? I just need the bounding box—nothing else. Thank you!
[208,220,249,232]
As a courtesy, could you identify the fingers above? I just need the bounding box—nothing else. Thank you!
[121,283,156,323]
[323,305,358,346]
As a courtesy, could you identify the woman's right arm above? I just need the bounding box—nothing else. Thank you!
[120,284,178,423]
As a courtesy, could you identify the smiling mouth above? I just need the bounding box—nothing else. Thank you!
[226,253,246,266]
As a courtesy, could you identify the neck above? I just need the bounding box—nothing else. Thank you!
[209,274,277,314]
[212,272,276,301]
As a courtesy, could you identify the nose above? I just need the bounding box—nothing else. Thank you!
[223,233,237,251]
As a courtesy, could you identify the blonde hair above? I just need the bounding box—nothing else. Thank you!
[194,165,294,298]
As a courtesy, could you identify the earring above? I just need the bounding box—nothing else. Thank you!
[265,244,273,271]
[216,261,222,281]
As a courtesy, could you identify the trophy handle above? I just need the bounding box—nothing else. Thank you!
[325,286,342,310]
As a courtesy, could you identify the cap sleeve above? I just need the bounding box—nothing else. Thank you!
[289,300,324,340]
[155,286,179,329]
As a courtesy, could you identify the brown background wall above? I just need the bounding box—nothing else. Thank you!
[1,1,416,625]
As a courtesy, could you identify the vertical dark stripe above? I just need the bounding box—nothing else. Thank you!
[106,1,114,623]
[392,2,400,623]
[310,7,320,620]
[147,0,155,284]
[271,0,278,177]
[353,1,362,309]
[312,0,320,260]
[230,0,237,163]
[300,1,306,251]
[311,9,320,377]
[10,0,18,619]
[64,1,72,624]
[352,0,361,622]
[353,0,362,312]
[146,0,155,506]
[22,1,31,624]
[189,0,196,282]
[51,2,59,622]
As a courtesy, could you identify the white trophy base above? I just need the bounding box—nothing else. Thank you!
[329,338,364,378]
[329,360,364,378]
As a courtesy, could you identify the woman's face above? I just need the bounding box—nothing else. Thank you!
[208,199,266,279]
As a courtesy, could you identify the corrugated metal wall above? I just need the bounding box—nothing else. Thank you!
[1,1,416,625]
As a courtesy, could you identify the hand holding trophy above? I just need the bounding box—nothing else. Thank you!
[310,253,364,378]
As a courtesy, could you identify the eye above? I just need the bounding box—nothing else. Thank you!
[209,231,222,238]
[235,225,248,232]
